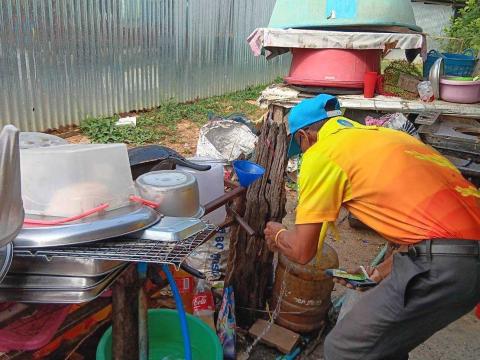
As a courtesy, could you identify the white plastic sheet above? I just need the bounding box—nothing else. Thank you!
[196,120,257,161]
[248,28,426,60]
[0,125,24,246]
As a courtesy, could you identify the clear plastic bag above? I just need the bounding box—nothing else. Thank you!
[417,81,434,102]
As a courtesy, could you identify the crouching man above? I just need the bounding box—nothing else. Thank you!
[264,94,480,360]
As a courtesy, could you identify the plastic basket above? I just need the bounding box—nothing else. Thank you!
[423,49,477,78]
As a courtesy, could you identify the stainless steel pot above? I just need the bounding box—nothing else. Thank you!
[135,170,201,217]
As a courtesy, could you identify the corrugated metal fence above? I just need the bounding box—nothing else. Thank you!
[0,0,288,131]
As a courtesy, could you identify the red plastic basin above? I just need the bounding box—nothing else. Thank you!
[285,48,382,89]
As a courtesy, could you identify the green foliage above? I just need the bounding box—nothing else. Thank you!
[79,83,268,145]
[80,116,160,145]
[444,0,480,53]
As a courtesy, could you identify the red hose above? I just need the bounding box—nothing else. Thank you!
[23,196,159,226]
[129,195,160,209]
[23,203,109,226]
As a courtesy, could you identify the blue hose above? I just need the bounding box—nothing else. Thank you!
[162,264,192,360]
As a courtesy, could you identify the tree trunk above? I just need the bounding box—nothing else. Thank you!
[226,106,288,327]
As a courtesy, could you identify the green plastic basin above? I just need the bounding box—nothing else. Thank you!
[96,309,222,360]
[268,0,422,32]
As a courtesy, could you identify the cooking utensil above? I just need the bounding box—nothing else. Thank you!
[128,216,208,242]
[128,145,211,180]
[9,256,125,277]
[0,244,14,283]
[136,170,201,217]
[177,157,227,226]
[14,204,161,249]
[0,273,113,290]
[428,58,444,100]
[0,265,126,304]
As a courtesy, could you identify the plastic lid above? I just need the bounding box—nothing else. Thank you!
[136,170,196,191]
[19,132,68,149]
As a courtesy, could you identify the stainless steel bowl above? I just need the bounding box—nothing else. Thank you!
[135,170,201,217]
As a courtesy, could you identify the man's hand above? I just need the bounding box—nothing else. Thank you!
[264,221,285,251]
[332,266,383,291]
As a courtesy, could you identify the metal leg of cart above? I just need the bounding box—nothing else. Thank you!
[112,264,139,360]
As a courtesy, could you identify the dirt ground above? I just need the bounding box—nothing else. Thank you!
[244,192,480,359]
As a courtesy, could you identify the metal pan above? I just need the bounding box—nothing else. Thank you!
[0,272,117,290]
[9,255,126,277]
[127,216,208,242]
[14,204,161,249]
[0,265,126,304]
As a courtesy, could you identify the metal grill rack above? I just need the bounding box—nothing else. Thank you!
[14,224,218,268]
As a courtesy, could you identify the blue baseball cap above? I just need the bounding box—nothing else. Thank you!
[287,94,341,157]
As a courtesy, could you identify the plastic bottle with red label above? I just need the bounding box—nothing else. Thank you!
[173,268,194,314]
[192,278,215,330]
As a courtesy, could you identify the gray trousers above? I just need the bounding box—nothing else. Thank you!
[324,240,480,360]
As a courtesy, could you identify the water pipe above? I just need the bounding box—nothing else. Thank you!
[162,264,192,360]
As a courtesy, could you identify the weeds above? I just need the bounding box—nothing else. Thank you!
[80,83,269,145]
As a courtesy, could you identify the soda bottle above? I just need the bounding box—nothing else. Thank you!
[475,303,480,320]
[192,278,215,330]
[173,268,194,314]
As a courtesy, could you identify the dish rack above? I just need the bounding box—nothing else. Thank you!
[14,224,218,269]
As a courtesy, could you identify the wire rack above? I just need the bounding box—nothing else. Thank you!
[14,225,218,268]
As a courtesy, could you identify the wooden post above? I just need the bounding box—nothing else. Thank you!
[225,105,289,327]
[112,265,139,360]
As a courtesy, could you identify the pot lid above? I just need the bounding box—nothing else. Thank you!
[136,170,196,190]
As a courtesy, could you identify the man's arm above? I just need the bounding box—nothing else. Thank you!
[264,221,323,265]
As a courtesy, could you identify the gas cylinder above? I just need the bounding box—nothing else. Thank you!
[272,243,339,333]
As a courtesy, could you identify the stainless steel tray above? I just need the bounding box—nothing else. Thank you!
[127,216,208,242]
[0,272,117,290]
[14,205,161,249]
[9,256,126,277]
[0,265,126,304]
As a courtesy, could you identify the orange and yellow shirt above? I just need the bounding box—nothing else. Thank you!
[296,117,480,245]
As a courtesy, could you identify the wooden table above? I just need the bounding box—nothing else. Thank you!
[258,84,480,119]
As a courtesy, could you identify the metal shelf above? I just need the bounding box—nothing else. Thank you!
[14,225,218,268]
